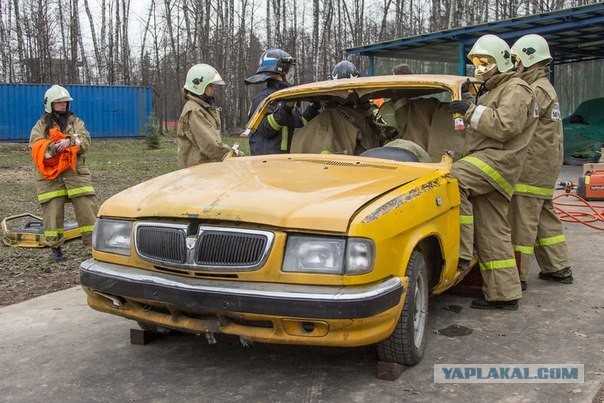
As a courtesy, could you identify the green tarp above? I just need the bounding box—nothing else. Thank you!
[563,97,604,165]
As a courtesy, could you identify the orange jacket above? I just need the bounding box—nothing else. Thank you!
[31,128,80,180]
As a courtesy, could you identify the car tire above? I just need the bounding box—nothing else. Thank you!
[376,250,429,366]
[137,321,172,334]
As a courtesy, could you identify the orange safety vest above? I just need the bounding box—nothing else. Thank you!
[31,128,80,180]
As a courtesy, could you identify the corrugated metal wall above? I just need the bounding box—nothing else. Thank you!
[0,84,152,141]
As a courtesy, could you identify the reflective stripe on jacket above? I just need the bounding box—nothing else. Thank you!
[459,71,539,200]
[513,68,563,198]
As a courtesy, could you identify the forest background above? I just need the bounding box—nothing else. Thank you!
[1,0,601,133]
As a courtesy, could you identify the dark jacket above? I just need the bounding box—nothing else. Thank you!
[248,80,319,155]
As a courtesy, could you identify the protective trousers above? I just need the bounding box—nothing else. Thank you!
[42,194,98,248]
[452,163,522,301]
[509,195,570,281]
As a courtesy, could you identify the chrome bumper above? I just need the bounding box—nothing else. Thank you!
[80,259,404,319]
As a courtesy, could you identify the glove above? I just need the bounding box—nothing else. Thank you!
[449,101,470,115]
[461,79,471,93]
[272,102,295,127]
[234,149,245,157]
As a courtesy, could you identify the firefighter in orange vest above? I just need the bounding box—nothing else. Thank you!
[509,34,573,289]
[29,85,99,262]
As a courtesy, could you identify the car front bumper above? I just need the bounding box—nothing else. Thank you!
[80,259,404,320]
[80,259,406,346]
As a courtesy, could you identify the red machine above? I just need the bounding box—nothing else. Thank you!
[577,169,604,200]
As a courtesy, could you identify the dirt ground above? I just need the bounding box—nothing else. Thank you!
[0,137,247,307]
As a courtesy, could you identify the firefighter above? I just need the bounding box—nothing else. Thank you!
[291,60,379,155]
[509,34,573,289]
[177,63,242,168]
[244,48,320,155]
[448,34,539,310]
[29,85,99,262]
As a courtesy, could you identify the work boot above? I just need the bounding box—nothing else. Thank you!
[470,298,519,311]
[521,281,527,291]
[539,267,573,284]
[51,247,66,262]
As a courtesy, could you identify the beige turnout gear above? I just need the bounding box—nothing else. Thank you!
[510,67,570,281]
[379,97,464,161]
[291,105,379,155]
[29,115,99,248]
[452,70,538,302]
[177,94,232,168]
[509,196,570,281]
[453,163,521,301]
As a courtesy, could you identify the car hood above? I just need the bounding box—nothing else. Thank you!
[99,154,441,232]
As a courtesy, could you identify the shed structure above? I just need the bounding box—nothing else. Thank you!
[346,3,604,76]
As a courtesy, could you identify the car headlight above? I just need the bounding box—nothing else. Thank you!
[92,219,132,256]
[282,235,374,275]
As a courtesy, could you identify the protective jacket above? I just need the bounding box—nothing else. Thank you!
[389,98,463,161]
[509,67,570,281]
[31,128,79,179]
[248,80,319,155]
[458,71,539,200]
[29,113,98,247]
[513,68,563,198]
[29,114,96,204]
[177,93,231,168]
[291,105,379,155]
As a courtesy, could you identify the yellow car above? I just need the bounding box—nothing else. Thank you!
[81,75,478,367]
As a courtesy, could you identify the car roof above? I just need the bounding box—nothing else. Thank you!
[247,74,480,131]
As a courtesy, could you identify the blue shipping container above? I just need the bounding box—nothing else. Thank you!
[0,84,153,141]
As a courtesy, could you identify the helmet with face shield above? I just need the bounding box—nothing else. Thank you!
[183,64,225,96]
[44,85,73,113]
[511,34,552,69]
[245,49,297,85]
[468,34,513,78]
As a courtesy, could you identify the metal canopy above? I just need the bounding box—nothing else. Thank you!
[345,2,604,73]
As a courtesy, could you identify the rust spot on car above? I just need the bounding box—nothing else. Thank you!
[361,177,443,223]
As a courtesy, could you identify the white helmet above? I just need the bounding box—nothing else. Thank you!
[511,34,552,68]
[468,34,514,75]
[44,85,73,113]
[183,64,225,96]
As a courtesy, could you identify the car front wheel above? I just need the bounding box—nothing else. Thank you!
[376,250,429,366]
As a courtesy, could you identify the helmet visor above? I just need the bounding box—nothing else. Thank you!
[471,55,497,74]
[285,65,296,82]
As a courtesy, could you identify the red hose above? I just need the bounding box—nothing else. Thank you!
[553,191,604,230]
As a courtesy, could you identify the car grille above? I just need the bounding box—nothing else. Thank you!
[137,226,187,264]
[195,231,268,266]
[135,223,273,271]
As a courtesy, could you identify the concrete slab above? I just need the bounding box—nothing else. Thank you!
[1,165,603,402]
